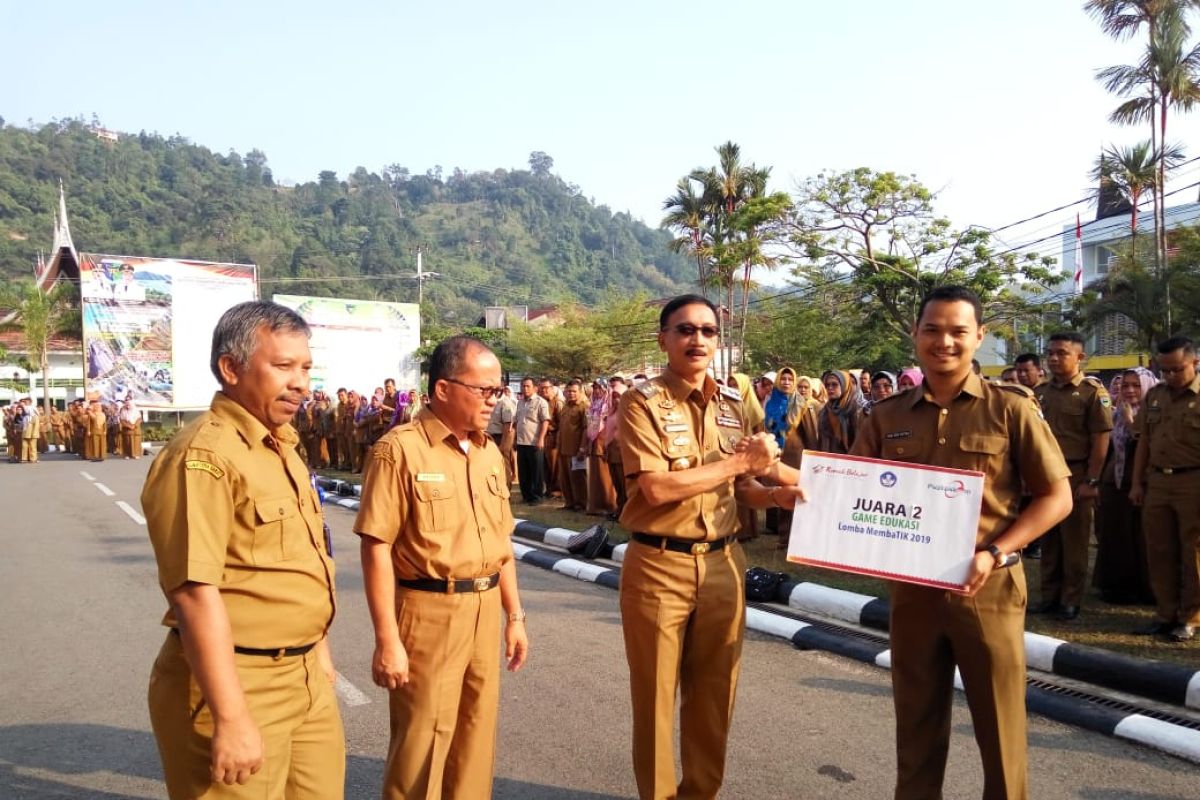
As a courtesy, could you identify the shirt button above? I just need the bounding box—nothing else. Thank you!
[278,506,285,514]
[474,492,479,500]
[940,409,948,416]
[938,438,946,445]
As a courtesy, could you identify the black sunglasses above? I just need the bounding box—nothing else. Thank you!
[664,323,720,338]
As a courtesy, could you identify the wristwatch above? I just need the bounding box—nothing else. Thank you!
[985,544,1007,569]
[508,610,527,623]
[1086,477,1101,488]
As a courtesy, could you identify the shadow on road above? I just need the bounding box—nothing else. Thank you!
[0,723,161,798]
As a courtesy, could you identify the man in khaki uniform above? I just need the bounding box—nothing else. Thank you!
[20,399,40,463]
[356,335,528,800]
[618,294,801,800]
[1130,336,1200,642]
[335,388,354,471]
[142,301,344,799]
[87,400,107,462]
[852,286,1071,800]
[539,378,563,497]
[70,399,87,458]
[1031,332,1112,620]
[556,380,589,512]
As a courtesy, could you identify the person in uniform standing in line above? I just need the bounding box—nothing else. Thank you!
[851,285,1072,800]
[618,294,803,800]
[119,396,143,459]
[556,379,589,512]
[20,398,40,463]
[142,301,344,800]
[87,399,107,462]
[605,375,629,519]
[539,378,564,498]
[1130,336,1200,641]
[355,335,529,800]
[1030,332,1112,620]
[71,398,87,459]
[513,376,550,504]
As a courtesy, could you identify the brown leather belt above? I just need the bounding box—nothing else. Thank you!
[632,533,735,555]
[397,573,500,593]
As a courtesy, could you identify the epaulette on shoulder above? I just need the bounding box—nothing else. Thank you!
[1083,375,1106,388]
[636,379,661,398]
[995,383,1036,399]
[873,391,908,406]
[719,385,741,402]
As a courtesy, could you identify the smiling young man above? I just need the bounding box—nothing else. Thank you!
[1030,332,1112,620]
[851,285,1071,800]
[355,335,527,799]
[617,294,804,800]
[142,301,343,799]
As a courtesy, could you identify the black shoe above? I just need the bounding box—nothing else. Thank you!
[1053,605,1080,621]
[1028,601,1061,615]
[1133,621,1173,636]
[1169,624,1195,642]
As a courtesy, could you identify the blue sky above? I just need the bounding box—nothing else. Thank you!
[6,0,1200,270]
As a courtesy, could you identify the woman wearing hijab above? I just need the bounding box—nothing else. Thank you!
[585,377,617,515]
[119,396,142,459]
[898,368,923,392]
[867,371,897,411]
[727,373,766,540]
[800,375,826,405]
[817,370,866,454]
[763,367,798,450]
[777,372,823,550]
[1096,367,1158,604]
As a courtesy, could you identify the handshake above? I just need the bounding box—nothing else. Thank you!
[734,432,782,476]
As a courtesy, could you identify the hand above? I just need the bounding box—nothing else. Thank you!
[1129,483,1145,506]
[771,485,809,510]
[371,639,409,689]
[505,620,529,673]
[210,713,264,785]
[1075,482,1099,502]
[737,433,779,475]
[961,551,995,597]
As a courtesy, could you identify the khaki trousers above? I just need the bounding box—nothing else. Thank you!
[557,452,587,510]
[88,433,105,460]
[606,442,627,516]
[889,564,1029,800]
[1040,467,1091,607]
[385,585,502,800]
[1143,472,1200,626]
[147,632,345,800]
[619,539,746,800]
[21,437,37,462]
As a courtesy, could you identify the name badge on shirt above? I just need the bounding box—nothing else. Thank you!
[663,423,689,432]
[416,473,445,482]
[717,415,740,428]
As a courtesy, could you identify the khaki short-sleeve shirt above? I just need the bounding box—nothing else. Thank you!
[556,399,589,455]
[617,371,747,541]
[142,392,336,647]
[353,408,514,581]
[1138,375,1200,468]
[852,374,1071,547]
[1034,372,1113,462]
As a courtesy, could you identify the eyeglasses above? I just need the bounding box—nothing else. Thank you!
[443,377,506,399]
[665,323,720,338]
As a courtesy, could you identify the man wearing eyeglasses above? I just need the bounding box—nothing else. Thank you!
[618,294,804,800]
[355,335,528,799]
[1130,336,1200,642]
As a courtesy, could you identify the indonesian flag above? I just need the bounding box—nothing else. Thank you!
[1074,214,1083,295]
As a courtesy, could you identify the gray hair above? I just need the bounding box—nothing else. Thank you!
[210,301,310,383]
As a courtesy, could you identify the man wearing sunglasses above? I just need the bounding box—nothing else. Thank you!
[618,294,804,800]
[355,335,528,799]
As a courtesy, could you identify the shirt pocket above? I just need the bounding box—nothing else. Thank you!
[488,472,511,500]
[413,480,460,532]
[958,433,1008,472]
[881,437,927,463]
[252,496,306,564]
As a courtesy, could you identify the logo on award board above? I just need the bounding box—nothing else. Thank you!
[879,471,897,488]
[927,479,971,498]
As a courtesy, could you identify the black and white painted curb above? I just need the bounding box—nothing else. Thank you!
[315,483,1200,764]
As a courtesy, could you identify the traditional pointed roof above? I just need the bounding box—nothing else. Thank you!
[0,182,81,326]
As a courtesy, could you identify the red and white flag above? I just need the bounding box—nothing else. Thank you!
[1074,214,1083,295]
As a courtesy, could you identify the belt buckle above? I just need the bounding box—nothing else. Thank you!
[690,542,711,555]
[473,576,492,592]
[274,648,286,661]
[1163,467,1175,475]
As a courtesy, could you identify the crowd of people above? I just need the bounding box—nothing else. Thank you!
[3,395,143,463]
[288,379,426,473]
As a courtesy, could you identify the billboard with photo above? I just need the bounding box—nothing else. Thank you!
[81,254,257,409]
[273,295,421,395]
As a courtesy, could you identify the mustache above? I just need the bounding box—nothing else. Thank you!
[277,394,305,405]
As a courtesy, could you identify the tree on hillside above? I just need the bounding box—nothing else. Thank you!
[786,168,1058,346]
[529,151,554,177]
[507,294,660,378]
[0,280,79,416]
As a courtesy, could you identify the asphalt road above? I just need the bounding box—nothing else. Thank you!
[2,452,1198,799]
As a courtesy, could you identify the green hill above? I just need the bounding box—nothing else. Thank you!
[0,117,691,321]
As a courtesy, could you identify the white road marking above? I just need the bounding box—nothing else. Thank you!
[116,501,146,525]
[334,673,371,706]
[94,482,116,497]
[80,470,95,481]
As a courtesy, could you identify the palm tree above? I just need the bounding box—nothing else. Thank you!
[662,178,712,297]
[1089,139,1183,258]
[0,280,80,418]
